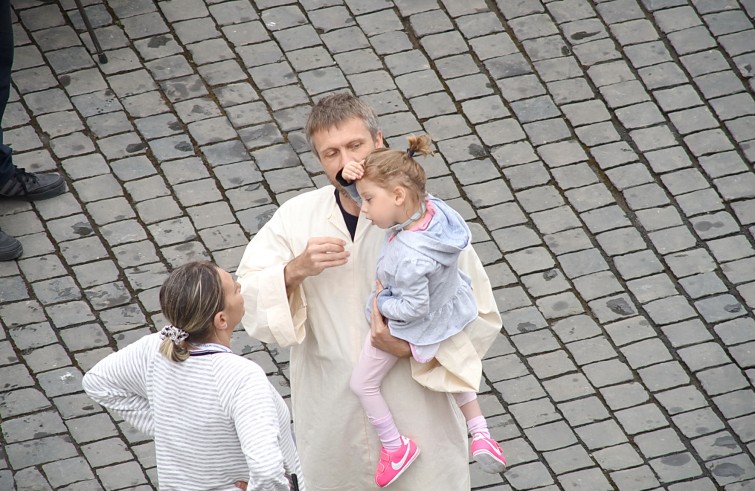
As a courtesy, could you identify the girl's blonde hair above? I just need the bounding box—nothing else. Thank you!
[158,261,225,362]
[362,134,433,203]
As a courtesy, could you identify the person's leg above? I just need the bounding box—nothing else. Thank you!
[0,0,15,184]
[0,226,22,260]
[453,393,490,437]
[0,0,65,201]
[0,0,20,261]
[351,335,421,487]
[452,393,507,473]
[350,335,402,450]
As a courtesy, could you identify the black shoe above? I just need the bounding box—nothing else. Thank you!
[0,168,67,200]
[0,228,22,261]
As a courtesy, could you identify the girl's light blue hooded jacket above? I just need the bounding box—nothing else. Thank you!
[365,195,478,346]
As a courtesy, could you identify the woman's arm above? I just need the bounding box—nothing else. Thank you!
[81,335,155,436]
[230,371,293,491]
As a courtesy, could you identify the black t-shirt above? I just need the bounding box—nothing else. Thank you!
[334,189,358,240]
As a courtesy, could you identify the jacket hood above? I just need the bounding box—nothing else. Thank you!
[394,196,470,266]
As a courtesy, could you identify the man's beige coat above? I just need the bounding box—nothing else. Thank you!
[237,186,502,491]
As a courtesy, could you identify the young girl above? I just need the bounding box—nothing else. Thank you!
[342,135,507,488]
[83,261,304,491]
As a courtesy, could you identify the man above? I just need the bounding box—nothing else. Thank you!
[237,93,501,490]
[0,0,67,261]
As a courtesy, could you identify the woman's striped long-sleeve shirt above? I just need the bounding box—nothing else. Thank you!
[82,332,303,491]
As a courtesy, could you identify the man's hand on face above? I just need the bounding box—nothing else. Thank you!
[284,237,350,290]
[341,159,365,182]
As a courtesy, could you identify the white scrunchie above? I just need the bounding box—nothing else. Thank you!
[160,324,189,345]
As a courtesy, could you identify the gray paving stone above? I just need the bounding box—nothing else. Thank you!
[596,227,646,256]
[500,306,549,336]
[648,226,697,254]
[494,374,547,405]
[650,451,704,483]
[582,358,634,389]
[573,270,625,301]
[593,442,645,472]
[563,20,610,47]
[721,256,755,285]
[509,397,561,428]
[728,414,755,445]
[506,246,556,275]
[565,183,616,213]
[575,419,628,450]
[558,78,605,106]
[655,385,708,419]
[11,467,52,491]
[627,273,679,303]
[558,248,609,279]
[614,249,663,280]
[588,293,638,323]
[511,329,561,356]
[551,314,602,343]
[673,406,727,439]
[42,456,95,489]
[644,295,698,325]
[676,188,726,217]
[639,360,692,392]
[528,349,576,380]
[5,434,78,469]
[485,53,533,80]
[679,272,729,299]
[544,443,595,475]
[691,431,743,462]
[566,336,617,366]
[524,420,579,452]
[521,268,570,298]
[678,342,732,372]
[560,467,616,490]
[712,389,755,420]
[2,399,37,440]
[503,460,554,489]
[697,363,751,397]
[96,461,148,489]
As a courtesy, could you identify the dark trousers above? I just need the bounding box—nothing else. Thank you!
[0,0,15,185]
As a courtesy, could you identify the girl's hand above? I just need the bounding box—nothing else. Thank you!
[342,160,364,181]
[375,279,384,295]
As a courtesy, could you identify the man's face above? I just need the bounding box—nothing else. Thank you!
[310,117,384,185]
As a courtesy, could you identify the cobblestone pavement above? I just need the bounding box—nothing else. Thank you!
[0,0,754,489]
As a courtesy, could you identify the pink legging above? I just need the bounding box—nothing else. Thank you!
[350,334,476,445]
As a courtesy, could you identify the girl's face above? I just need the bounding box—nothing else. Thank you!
[355,178,403,229]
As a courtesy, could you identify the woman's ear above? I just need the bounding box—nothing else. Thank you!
[213,311,228,331]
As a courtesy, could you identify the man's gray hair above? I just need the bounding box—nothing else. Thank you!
[305,92,380,156]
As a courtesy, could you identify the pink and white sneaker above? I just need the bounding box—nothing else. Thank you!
[375,436,421,488]
[471,433,507,474]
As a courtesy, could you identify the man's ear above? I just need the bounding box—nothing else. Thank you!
[375,130,384,149]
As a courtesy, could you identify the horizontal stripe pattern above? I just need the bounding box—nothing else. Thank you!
[83,333,302,491]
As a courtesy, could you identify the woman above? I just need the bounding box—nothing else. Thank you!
[82,261,303,491]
